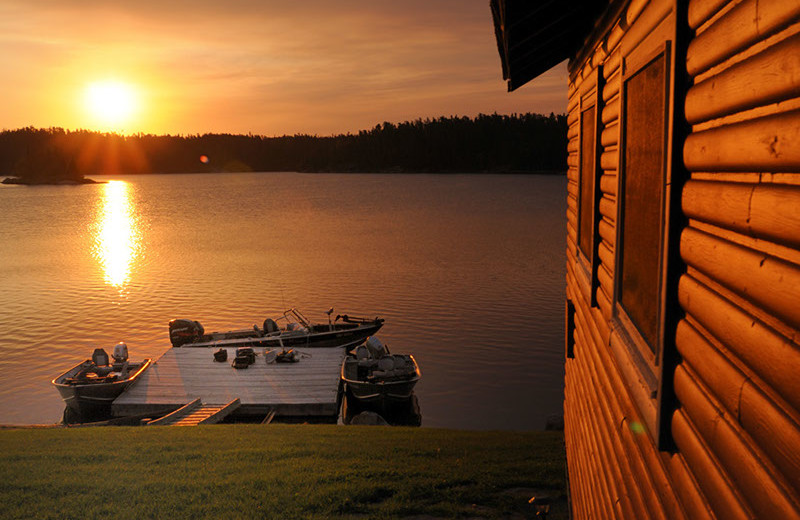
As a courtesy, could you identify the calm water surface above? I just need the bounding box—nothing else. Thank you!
[0,172,566,429]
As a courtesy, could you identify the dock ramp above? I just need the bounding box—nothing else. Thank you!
[147,398,241,426]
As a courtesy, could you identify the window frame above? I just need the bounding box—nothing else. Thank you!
[575,68,603,307]
[616,42,671,369]
[611,17,677,443]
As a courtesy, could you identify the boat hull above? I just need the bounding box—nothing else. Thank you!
[342,392,422,426]
[184,321,383,350]
[345,378,419,402]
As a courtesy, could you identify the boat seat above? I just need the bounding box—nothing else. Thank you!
[92,348,110,367]
[378,357,395,371]
[369,370,413,382]
[263,318,279,334]
[355,345,370,360]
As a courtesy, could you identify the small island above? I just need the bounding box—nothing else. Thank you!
[1,128,98,185]
[2,176,97,185]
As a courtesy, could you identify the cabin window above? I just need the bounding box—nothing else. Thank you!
[613,13,676,448]
[578,104,597,261]
[618,51,667,353]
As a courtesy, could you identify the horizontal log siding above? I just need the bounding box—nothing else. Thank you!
[685,33,800,124]
[674,364,800,517]
[680,227,800,330]
[686,0,800,76]
[682,181,800,249]
[576,280,689,520]
[676,316,800,497]
[564,1,699,518]
[566,31,621,520]
[572,334,644,519]
[675,1,800,519]
[671,409,753,520]
[573,324,628,519]
[683,109,800,171]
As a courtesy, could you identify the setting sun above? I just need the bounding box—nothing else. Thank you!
[84,81,139,130]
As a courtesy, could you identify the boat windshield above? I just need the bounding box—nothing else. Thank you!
[281,308,312,328]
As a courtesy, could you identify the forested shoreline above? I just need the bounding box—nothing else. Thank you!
[0,113,567,183]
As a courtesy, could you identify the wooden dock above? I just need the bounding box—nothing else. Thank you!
[112,346,346,421]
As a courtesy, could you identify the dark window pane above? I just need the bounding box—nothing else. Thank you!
[579,105,596,258]
[620,52,666,351]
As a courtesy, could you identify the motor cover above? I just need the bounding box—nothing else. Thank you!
[112,342,129,362]
[365,336,387,358]
[169,319,205,347]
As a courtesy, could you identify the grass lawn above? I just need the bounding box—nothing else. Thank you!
[0,424,566,519]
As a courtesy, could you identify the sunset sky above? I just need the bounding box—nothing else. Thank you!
[0,0,566,136]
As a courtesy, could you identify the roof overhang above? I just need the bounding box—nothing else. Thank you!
[491,0,607,91]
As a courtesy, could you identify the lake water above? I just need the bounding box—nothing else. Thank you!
[0,172,566,429]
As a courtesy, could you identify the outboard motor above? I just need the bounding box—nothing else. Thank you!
[365,336,387,358]
[112,342,129,363]
[169,319,205,347]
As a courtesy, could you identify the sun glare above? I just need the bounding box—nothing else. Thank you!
[84,81,139,130]
[93,180,141,290]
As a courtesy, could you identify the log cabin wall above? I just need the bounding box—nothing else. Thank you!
[563,0,800,518]
[565,1,695,518]
[673,0,800,518]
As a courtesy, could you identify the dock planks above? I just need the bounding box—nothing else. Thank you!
[113,346,346,419]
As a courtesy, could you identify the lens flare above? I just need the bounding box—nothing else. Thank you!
[630,421,646,435]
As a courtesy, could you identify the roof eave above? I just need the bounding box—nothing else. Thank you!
[491,0,609,91]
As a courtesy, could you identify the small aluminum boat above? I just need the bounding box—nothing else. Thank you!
[52,343,151,423]
[169,308,383,350]
[341,337,421,403]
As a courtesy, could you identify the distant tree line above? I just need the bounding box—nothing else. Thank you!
[0,113,567,181]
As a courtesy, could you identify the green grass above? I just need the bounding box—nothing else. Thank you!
[0,425,566,519]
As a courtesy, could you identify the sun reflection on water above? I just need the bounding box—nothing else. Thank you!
[93,180,141,290]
